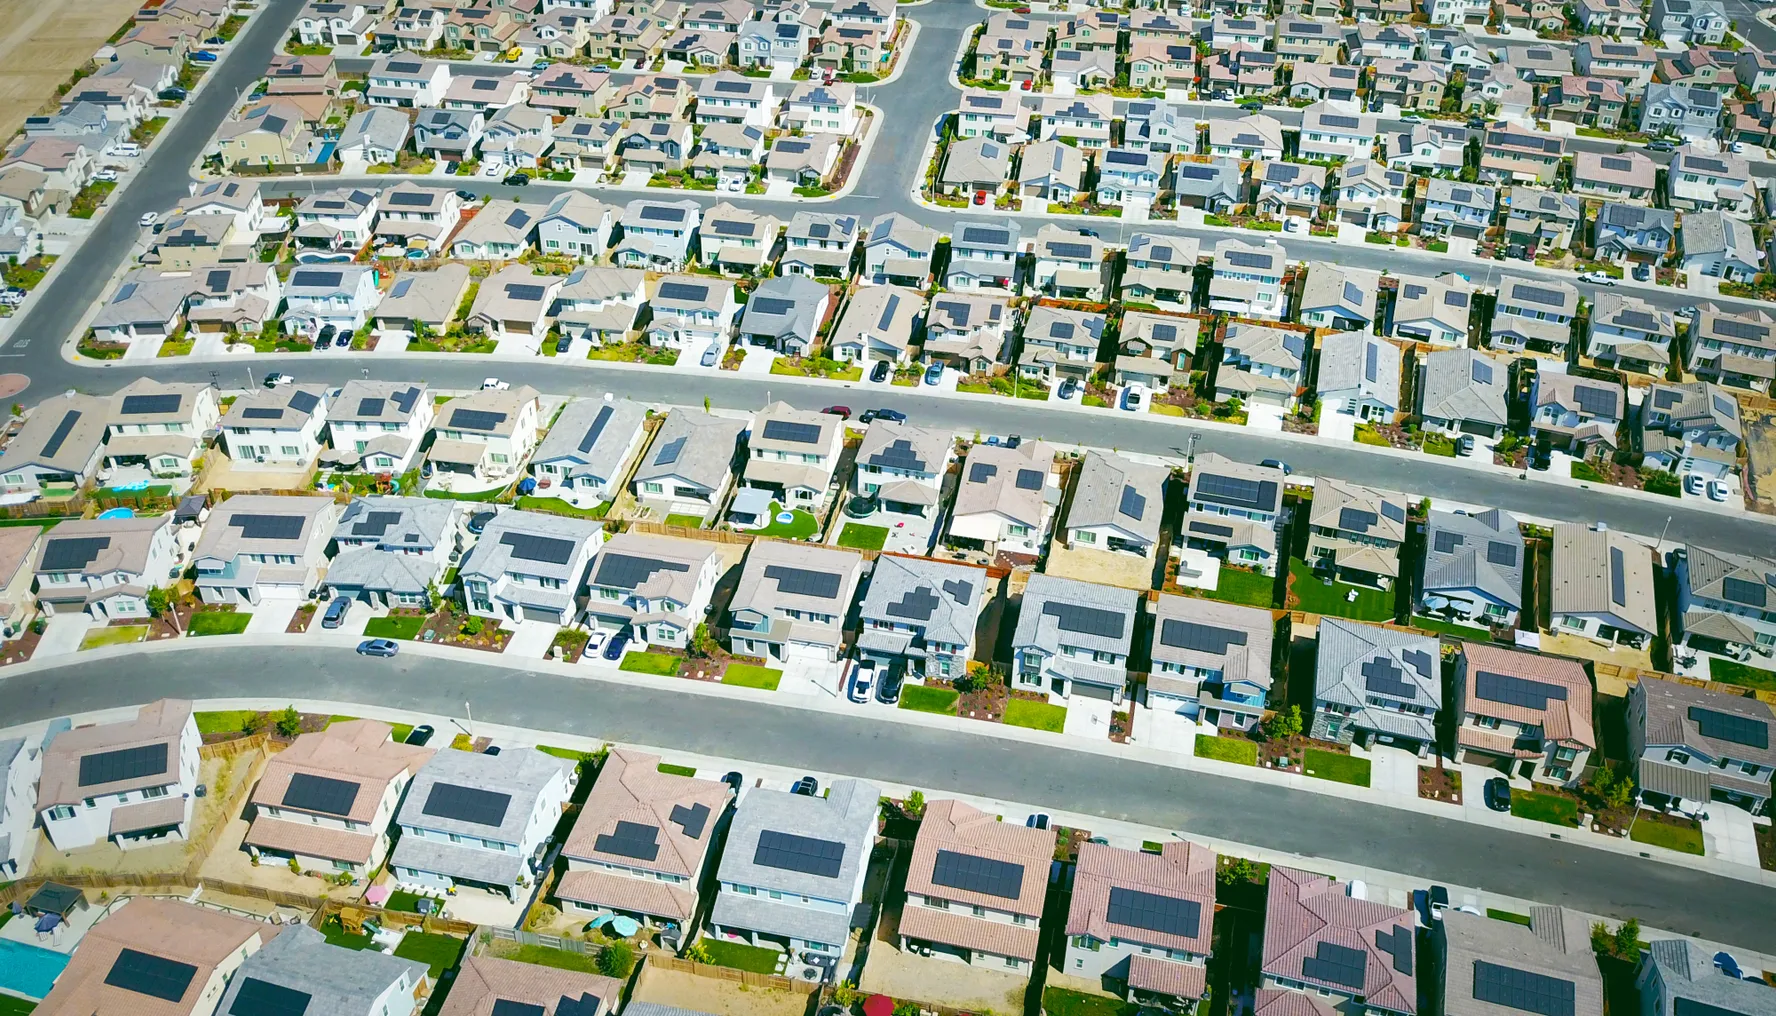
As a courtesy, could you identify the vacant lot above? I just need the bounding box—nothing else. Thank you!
[1044,543,1155,592]
[1744,410,1776,515]
[0,0,143,140]
[632,963,807,1016]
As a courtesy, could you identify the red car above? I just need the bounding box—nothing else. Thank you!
[821,405,852,419]
[973,190,987,205]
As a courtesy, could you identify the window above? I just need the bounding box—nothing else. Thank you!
[142,786,169,799]
[1075,531,1096,544]
[49,806,75,820]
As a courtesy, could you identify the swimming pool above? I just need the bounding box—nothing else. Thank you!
[0,938,71,999]
[96,507,135,519]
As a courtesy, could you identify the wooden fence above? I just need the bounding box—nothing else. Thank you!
[311,896,479,937]
[486,925,606,957]
[646,952,818,994]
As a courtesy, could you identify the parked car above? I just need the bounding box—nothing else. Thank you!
[791,775,819,796]
[1684,472,1705,497]
[138,211,158,227]
[585,630,608,655]
[321,596,352,629]
[1580,271,1616,286]
[314,330,332,350]
[356,638,399,657]
[870,359,891,383]
[1456,434,1476,457]
[849,660,876,703]
[722,771,744,793]
[860,408,906,424]
[821,405,851,418]
[557,334,574,354]
[1707,479,1730,502]
[335,330,355,351]
[1633,263,1652,282]
[1259,457,1291,475]
[973,190,987,205]
[1025,813,1050,830]
[1483,776,1511,813]
[455,189,479,201]
[700,343,720,367]
[467,510,496,534]
[602,629,631,660]
[1057,377,1079,400]
[405,724,435,746]
[1077,227,1099,238]
[1238,98,1264,110]
[876,667,902,705]
[157,86,188,101]
[1505,243,1528,261]
[263,372,295,387]
[482,377,510,390]
[923,362,945,386]
[93,169,118,183]
[1645,139,1675,153]
[1121,385,1146,412]
[506,173,531,185]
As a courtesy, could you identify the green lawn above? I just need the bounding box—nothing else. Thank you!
[325,715,413,743]
[1205,565,1276,608]
[1194,735,1258,765]
[698,938,783,974]
[515,495,609,519]
[752,502,819,540]
[1511,789,1580,827]
[1003,698,1067,732]
[80,624,149,650]
[664,513,705,528]
[196,709,260,735]
[723,664,782,690]
[1043,986,1138,1016]
[657,762,697,776]
[1288,558,1396,621]
[1630,818,1705,855]
[1410,614,1494,640]
[0,996,34,1015]
[363,615,426,640]
[94,484,172,500]
[539,745,594,762]
[1487,909,1533,926]
[320,916,376,950]
[1708,656,1776,693]
[423,484,508,502]
[836,523,889,551]
[384,890,426,912]
[189,612,252,636]
[393,931,466,978]
[504,943,601,973]
[898,684,959,714]
[618,652,682,676]
[1303,749,1372,787]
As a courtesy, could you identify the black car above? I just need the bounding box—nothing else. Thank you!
[506,173,531,185]
[876,668,903,705]
[483,745,501,755]
[158,86,188,101]
[1025,813,1050,830]
[870,359,891,383]
[1077,227,1099,238]
[602,629,631,661]
[467,510,497,535]
[1057,377,1079,400]
[791,775,819,796]
[455,189,479,201]
[1238,98,1264,110]
[556,334,573,354]
[1259,457,1292,475]
[1484,776,1512,813]
[860,408,906,424]
[405,724,435,746]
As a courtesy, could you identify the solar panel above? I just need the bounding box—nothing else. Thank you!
[1106,886,1202,938]
[1339,507,1378,533]
[1487,541,1518,567]
[1194,473,1276,511]
[451,408,509,431]
[595,819,662,860]
[1225,251,1273,270]
[762,419,823,444]
[1475,671,1568,710]
[422,782,513,827]
[1047,241,1095,260]
[1189,520,1233,538]
[1043,601,1126,638]
[506,283,547,302]
[241,407,286,420]
[120,393,181,415]
[231,978,312,1016]
[764,565,843,599]
[1609,545,1627,607]
[1380,502,1405,524]
[1471,358,1493,385]
[969,462,998,484]
[1049,321,1076,340]
[943,578,976,605]
[1572,386,1617,418]
[1118,485,1146,520]
[1363,656,1417,699]
[1105,151,1148,167]
[655,436,686,465]
[1473,960,1576,1016]
[387,190,433,207]
[1159,619,1247,654]
[1510,284,1568,308]
[491,1001,547,1016]
[878,293,901,330]
[1015,468,1045,491]
[41,536,111,571]
[755,829,846,877]
[281,772,361,815]
[931,848,1024,899]
[749,298,796,317]
[1364,342,1379,382]
[1376,925,1413,975]
[356,397,387,418]
[639,205,686,222]
[1722,577,1768,608]
[592,554,688,592]
[1676,1000,1750,1016]
[504,209,532,230]
[291,269,343,288]
[887,585,939,620]
[106,948,198,1003]
[1433,531,1463,555]
[1615,310,1660,332]
[959,226,1009,246]
[867,438,928,472]
[670,802,710,838]
[40,410,83,458]
[1152,324,1177,343]
[659,281,710,302]
[1302,941,1368,990]
[1687,706,1769,749]
[79,743,169,787]
[500,532,578,565]
[289,390,320,415]
[232,513,304,540]
[1713,318,1769,341]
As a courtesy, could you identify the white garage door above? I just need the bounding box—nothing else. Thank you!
[522,605,563,624]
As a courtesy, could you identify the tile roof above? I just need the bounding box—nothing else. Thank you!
[1261,866,1417,1013]
[38,698,190,808]
[1067,839,1216,954]
[904,798,1051,919]
[562,748,732,877]
[34,898,279,1016]
[249,719,433,823]
[1459,643,1595,748]
[438,953,624,1016]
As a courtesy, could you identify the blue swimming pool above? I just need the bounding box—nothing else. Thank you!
[97,507,135,519]
[0,938,71,999]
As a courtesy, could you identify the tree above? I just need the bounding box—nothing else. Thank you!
[1588,764,1636,811]
[1218,857,1260,887]
[597,940,636,978]
[1591,919,1643,961]
[146,586,182,634]
[460,615,485,637]
[687,622,718,659]
[1263,705,1302,741]
[274,706,302,738]
[903,790,926,819]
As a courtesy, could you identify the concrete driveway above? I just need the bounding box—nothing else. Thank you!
[1318,397,1357,442]
[245,600,302,635]
[1139,706,1201,756]
[1063,696,1115,740]
[504,619,560,658]
[1700,807,1763,868]
[36,614,96,658]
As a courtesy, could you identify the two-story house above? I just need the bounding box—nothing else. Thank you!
[947,439,1059,558]
[1146,594,1274,732]
[389,747,577,901]
[1390,274,1474,349]
[281,263,381,336]
[326,380,432,475]
[325,496,460,611]
[1306,479,1409,589]
[1183,453,1285,577]
[582,532,723,650]
[31,898,277,1014]
[1628,675,1774,815]
[1254,161,1326,220]
[1419,507,1524,629]
[727,541,864,664]
[0,391,106,498]
[1640,380,1742,482]
[1259,866,1417,1016]
[373,183,463,255]
[1550,522,1657,649]
[33,514,180,622]
[854,420,954,519]
[632,410,746,519]
[1299,264,1381,332]
[830,284,921,365]
[856,554,985,686]
[1031,225,1108,301]
[947,220,1021,292]
[1589,291,1676,376]
[460,508,604,625]
[427,385,542,487]
[1064,452,1168,562]
[924,294,1014,375]
[193,494,340,605]
[103,378,220,480]
[37,698,199,850]
[1013,573,1140,703]
[1208,239,1286,320]
[221,384,330,467]
[216,924,428,1016]
[1064,840,1217,1010]
[1216,324,1304,409]
[1666,148,1756,216]
[780,212,860,280]
[1419,179,1497,239]
[614,198,702,270]
[1489,275,1577,359]
[1311,619,1442,756]
[1453,643,1594,786]
[898,798,1052,971]
[1531,373,1625,459]
[743,401,844,511]
[864,213,937,288]
[1672,543,1776,676]
[1017,306,1106,387]
[1686,305,1775,395]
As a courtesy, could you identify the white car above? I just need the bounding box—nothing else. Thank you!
[93,169,119,183]
[1121,384,1147,412]
[1707,479,1730,502]
[1684,472,1705,497]
[482,377,510,390]
[1580,271,1617,286]
[138,212,158,227]
[263,372,296,387]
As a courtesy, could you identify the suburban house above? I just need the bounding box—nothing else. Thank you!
[1146,595,1274,732]
[1012,573,1140,703]
[631,410,746,519]
[856,554,985,686]
[439,955,622,1016]
[1479,124,1564,185]
[326,381,432,476]
[449,201,543,261]
[708,778,880,964]
[1420,508,1525,629]
[338,107,411,164]
[1667,148,1756,216]
[1638,939,1773,1016]
[37,698,199,851]
[1551,522,1657,649]
[1531,373,1625,459]
[1297,103,1375,161]
[948,439,1059,558]
[1672,543,1776,669]
[1442,908,1603,1016]
[324,496,460,610]
[854,421,954,519]
[1031,225,1108,301]
[582,533,724,651]
[1169,160,1243,214]
[1254,161,1327,221]
[1390,274,1474,348]
[459,509,604,625]
[241,718,434,878]
[947,220,1021,292]
[281,263,381,335]
[1640,83,1721,139]
[700,203,782,276]
[1452,643,1594,786]
[1628,675,1774,816]
[292,187,378,250]
[613,199,702,271]
[193,494,340,605]
[940,138,1012,199]
[1318,332,1401,423]
[1305,479,1409,590]
[727,541,864,665]
[557,748,734,949]
[743,401,844,511]
[780,212,860,280]
[1096,149,1169,214]
[1687,305,1775,394]
[1335,160,1410,230]
[1063,839,1217,1009]
[864,213,937,287]
[530,399,649,508]
[1260,866,1417,1016]
[1017,306,1107,386]
[1489,275,1578,359]
[554,266,647,346]
[1217,324,1305,408]
[924,294,1014,375]
[1063,452,1168,563]
[645,275,738,351]
[897,798,1052,971]
[1311,618,1442,756]
[1572,151,1656,204]
[1209,239,1286,320]
[1123,234,1202,307]
[0,392,109,497]
[215,924,428,1016]
[738,276,829,356]
[29,898,279,1014]
[1419,179,1497,239]
[830,284,921,365]
[33,514,180,621]
[1594,204,1676,266]
[374,264,473,342]
[1589,292,1676,375]
[1503,188,1583,254]
[374,183,462,253]
[0,734,40,878]
[1183,453,1285,577]
[426,385,542,487]
[389,747,577,901]
[1682,211,1764,283]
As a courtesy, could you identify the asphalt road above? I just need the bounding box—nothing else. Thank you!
[3,644,1771,949]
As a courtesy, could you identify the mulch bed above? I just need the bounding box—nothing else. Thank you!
[0,630,41,666]
[1356,422,1419,450]
[1282,412,1318,436]
[1053,825,1090,862]
[199,709,334,745]
[956,679,1008,722]
[287,604,317,633]
[417,606,513,653]
[1110,709,1132,744]
[1418,765,1462,804]
[1757,822,1776,871]
[1493,444,1527,469]
[1259,733,1309,773]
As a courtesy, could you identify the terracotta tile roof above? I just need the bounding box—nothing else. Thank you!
[35,897,280,1016]
[1459,644,1595,749]
[251,719,434,823]
[1129,954,1209,999]
[39,698,191,807]
[438,953,624,1016]
[109,796,188,836]
[1261,866,1417,1014]
[555,868,698,922]
[1066,840,1216,954]
[562,749,732,878]
[244,812,379,865]
[898,902,1041,961]
[904,799,1052,918]
[1255,988,1341,1016]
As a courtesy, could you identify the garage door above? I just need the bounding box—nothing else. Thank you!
[1072,680,1120,701]
[260,583,303,599]
[521,605,563,623]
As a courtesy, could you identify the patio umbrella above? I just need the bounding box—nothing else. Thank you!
[863,995,894,1016]
[364,885,392,906]
[610,916,640,937]
[34,913,60,933]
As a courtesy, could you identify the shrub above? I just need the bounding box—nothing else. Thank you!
[685,941,713,963]
[275,706,302,737]
[598,940,636,978]
[903,789,926,819]
[460,615,485,637]
[1218,857,1260,886]
[1263,705,1302,740]
[288,857,302,874]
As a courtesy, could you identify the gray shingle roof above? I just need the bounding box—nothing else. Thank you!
[1014,573,1139,658]
[458,508,602,585]
[1442,908,1602,1016]
[1066,452,1167,544]
[532,398,648,485]
[1314,619,1442,740]
[1645,934,1776,1016]
[859,554,985,649]
[1422,508,1524,611]
[634,410,745,493]
[215,925,427,1016]
[714,777,878,906]
[1419,348,1507,427]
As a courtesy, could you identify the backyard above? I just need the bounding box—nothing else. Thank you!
[393,931,467,978]
[1203,565,1275,608]
[1043,987,1137,1016]
[836,523,890,551]
[1194,735,1258,765]
[1708,657,1776,693]
[1302,749,1372,787]
[751,502,820,541]
[698,938,783,974]
[1286,559,1396,621]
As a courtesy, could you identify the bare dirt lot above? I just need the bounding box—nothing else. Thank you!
[1744,410,1776,516]
[632,965,811,1016]
[0,0,143,140]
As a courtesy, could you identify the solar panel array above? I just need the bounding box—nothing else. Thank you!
[887,585,940,620]
[755,829,846,878]
[1339,507,1379,533]
[1471,358,1493,385]
[1599,156,1634,172]
[1118,484,1147,520]
[931,848,1024,899]
[1043,601,1126,638]
[1047,241,1095,259]
[1225,251,1273,270]
[1375,925,1414,975]
[423,783,514,827]
[878,293,902,330]
[1159,619,1247,654]
[79,743,169,787]
[1194,473,1276,511]
[1433,531,1464,555]
[1609,545,1627,607]
[1722,576,1768,608]
[451,408,510,432]
[1105,150,1148,167]
[1713,318,1769,341]
[764,564,842,599]
[1510,283,1568,308]
[241,407,286,420]
[1363,657,1417,699]
[505,283,547,302]
[491,1001,548,1016]
[1106,887,1202,938]
[639,205,686,222]
[1302,941,1368,990]
[1687,706,1769,749]
[749,297,796,317]
[577,405,615,455]
[867,438,928,472]
[1476,670,1568,710]
[1380,501,1406,524]
[231,978,312,1016]
[659,281,710,302]
[763,419,823,444]
[1364,342,1380,383]
[655,436,687,465]
[960,226,1010,246]
[41,536,111,572]
[106,948,199,1003]
[1472,960,1576,1016]
[596,819,663,860]
[968,462,997,484]
[500,532,578,565]
[1573,386,1618,418]
[232,513,305,540]
[1487,541,1519,567]
[40,411,84,458]
[1015,468,1045,491]
[120,393,181,415]
[281,772,362,815]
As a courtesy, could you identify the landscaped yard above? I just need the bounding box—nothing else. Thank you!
[836,523,890,551]
[392,931,466,978]
[319,915,376,950]
[1043,986,1138,1016]
[752,502,819,540]
[1003,698,1066,732]
[1708,657,1776,693]
[1204,566,1276,608]
[1410,614,1494,640]
[723,664,783,690]
[499,943,601,973]
[1303,749,1372,787]
[1287,559,1396,621]
[663,513,705,528]
[189,612,252,636]
[1194,735,1258,765]
[898,684,959,715]
[618,652,682,676]
[657,762,697,776]
[423,484,508,502]
[698,938,783,974]
[363,615,426,640]
[195,710,259,735]
[515,495,609,519]
[1511,789,1580,827]
[80,625,149,650]
[384,890,427,912]
[1630,817,1704,855]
